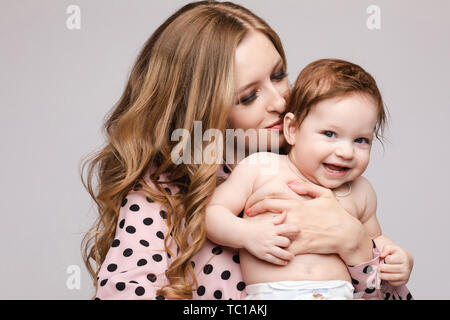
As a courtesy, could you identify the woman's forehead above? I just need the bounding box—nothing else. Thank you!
[234,31,282,91]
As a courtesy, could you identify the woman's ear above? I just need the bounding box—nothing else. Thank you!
[283,112,298,146]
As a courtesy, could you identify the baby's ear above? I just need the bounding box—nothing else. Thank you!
[283,112,298,146]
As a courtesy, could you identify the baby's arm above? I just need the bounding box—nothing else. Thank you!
[356,177,414,286]
[206,156,297,265]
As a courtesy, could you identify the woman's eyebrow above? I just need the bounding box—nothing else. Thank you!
[237,58,284,93]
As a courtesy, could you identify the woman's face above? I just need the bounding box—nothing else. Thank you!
[228,31,289,157]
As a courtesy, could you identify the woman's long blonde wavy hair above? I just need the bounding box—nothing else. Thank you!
[80,0,286,299]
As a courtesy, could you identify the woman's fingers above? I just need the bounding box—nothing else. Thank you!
[287,180,333,199]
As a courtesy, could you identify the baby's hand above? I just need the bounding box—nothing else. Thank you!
[243,211,300,266]
[379,244,414,287]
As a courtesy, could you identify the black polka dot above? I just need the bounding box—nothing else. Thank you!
[94,297,100,300]
[232,255,240,264]
[221,271,231,280]
[164,187,172,195]
[129,280,138,284]
[384,292,391,300]
[152,254,163,262]
[116,282,126,291]
[119,219,125,229]
[159,210,167,219]
[197,285,205,296]
[212,246,223,255]
[407,293,412,300]
[143,218,153,226]
[363,265,373,274]
[107,264,117,272]
[236,281,246,291]
[392,294,396,300]
[365,287,376,294]
[121,198,128,207]
[139,240,149,247]
[191,261,195,269]
[155,295,165,300]
[135,286,145,296]
[100,279,108,287]
[203,264,213,275]
[147,273,157,283]
[111,239,120,247]
[351,278,359,285]
[146,197,154,203]
[130,204,140,212]
[156,231,164,239]
[223,165,231,174]
[137,259,147,266]
[123,248,133,257]
[126,226,136,234]
[214,290,222,299]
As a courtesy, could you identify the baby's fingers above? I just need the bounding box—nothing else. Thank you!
[275,224,300,237]
[385,253,405,265]
[263,253,290,266]
[379,263,404,274]
[379,272,404,282]
[275,236,291,248]
[270,246,294,262]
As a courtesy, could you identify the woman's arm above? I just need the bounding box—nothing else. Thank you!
[95,187,173,300]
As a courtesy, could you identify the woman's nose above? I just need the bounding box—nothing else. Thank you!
[266,84,287,113]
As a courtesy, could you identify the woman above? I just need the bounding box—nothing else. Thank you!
[81,1,409,300]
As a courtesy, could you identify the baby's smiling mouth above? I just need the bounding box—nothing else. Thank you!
[323,163,350,172]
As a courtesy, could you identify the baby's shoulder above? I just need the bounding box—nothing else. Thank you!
[350,176,376,196]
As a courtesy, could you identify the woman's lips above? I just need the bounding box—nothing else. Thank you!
[265,120,283,130]
[322,163,350,178]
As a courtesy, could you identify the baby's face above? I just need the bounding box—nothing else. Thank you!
[286,93,378,189]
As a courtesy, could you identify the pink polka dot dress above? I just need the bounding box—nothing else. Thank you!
[95,164,413,300]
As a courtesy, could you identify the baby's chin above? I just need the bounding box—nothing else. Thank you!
[315,177,349,190]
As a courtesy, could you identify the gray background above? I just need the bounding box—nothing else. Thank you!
[0,0,449,299]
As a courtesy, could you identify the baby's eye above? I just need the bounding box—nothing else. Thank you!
[355,137,369,144]
[323,131,336,138]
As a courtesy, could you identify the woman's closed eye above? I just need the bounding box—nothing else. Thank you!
[237,69,287,105]
[271,69,287,81]
[238,90,259,105]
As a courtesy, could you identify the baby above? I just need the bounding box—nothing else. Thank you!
[205,59,413,300]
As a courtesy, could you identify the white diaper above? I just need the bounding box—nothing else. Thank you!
[245,280,354,300]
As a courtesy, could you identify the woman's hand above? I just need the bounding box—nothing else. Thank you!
[245,180,374,266]
[242,211,300,266]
